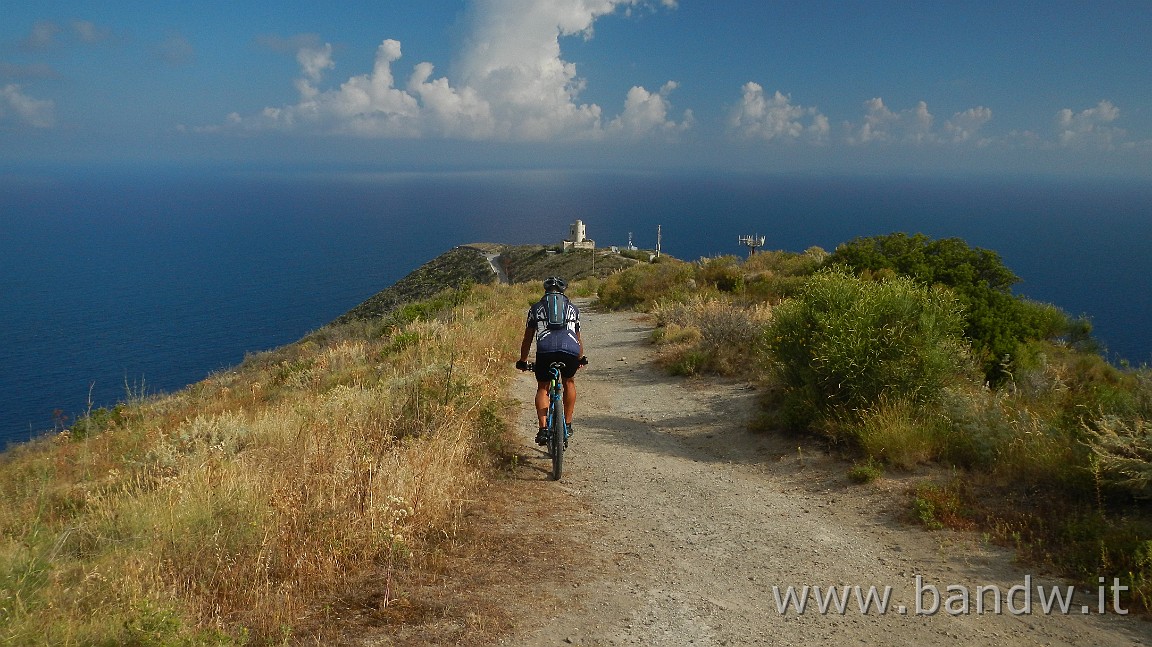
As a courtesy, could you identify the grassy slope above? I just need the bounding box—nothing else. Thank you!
[0,243,649,645]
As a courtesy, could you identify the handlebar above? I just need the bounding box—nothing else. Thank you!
[519,356,589,372]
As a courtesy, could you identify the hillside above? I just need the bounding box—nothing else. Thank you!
[334,243,640,323]
[10,235,1147,645]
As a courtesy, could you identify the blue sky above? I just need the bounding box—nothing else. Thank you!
[2,1,1151,176]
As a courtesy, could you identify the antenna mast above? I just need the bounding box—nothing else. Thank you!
[738,233,766,257]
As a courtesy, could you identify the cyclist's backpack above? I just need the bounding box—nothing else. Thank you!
[543,293,570,330]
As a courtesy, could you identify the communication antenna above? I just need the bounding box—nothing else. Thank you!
[738,234,766,257]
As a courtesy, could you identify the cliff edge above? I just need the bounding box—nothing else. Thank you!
[333,243,640,324]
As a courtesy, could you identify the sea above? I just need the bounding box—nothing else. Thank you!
[2,167,1150,447]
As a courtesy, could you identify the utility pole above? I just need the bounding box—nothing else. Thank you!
[656,225,662,258]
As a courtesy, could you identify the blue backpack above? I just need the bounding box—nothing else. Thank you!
[544,293,570,330]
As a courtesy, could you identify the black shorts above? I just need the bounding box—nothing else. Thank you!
[534,352,579,382]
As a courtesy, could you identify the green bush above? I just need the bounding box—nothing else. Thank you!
[597,259,695,310]
[743,247,827,276]
[738,249,827,303]
[827,233,1076,380]
[618,248,654,262]
[762,269,969,429]
[697,256,745,292]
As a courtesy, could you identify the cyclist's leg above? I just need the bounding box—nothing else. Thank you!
[535,380,549,429]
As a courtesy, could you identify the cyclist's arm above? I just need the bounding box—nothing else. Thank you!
[518,325,534,363]
[576,330,584,361]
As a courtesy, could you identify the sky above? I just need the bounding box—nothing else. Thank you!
[2,0,1151,177]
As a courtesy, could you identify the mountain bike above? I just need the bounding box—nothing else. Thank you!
[527,361,569,480]
[523,357,586,480]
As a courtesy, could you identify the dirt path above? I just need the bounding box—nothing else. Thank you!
[496,304,1151,646]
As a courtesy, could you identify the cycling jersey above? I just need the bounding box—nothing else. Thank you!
[526,295,581,356]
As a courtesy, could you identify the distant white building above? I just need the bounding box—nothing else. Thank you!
[563,219,595,251]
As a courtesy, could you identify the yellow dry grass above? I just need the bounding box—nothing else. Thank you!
[0,282,538,645]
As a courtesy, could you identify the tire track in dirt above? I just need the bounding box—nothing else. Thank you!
[497,303,1151,646]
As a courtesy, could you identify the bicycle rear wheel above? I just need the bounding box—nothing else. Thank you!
[549,397,564,481]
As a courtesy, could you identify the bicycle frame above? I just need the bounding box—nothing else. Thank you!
[544,365,564,439]
[528,361,568,480]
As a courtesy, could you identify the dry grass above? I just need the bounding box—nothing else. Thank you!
[0,282,539,645]
[842,396,944,470]
[651,297,773,377]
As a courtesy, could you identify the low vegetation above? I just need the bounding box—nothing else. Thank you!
[5,231,1151,642]
[600,234,1152,610]
[0,281,540,644]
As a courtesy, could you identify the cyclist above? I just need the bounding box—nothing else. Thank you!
[516,276,585,446]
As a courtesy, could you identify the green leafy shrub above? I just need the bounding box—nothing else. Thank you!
[697,256,745,292]
[762,269,969,429]
[737,248,827,303]
[597,259,695,310]
[618,248,654,262]
[68,405,127,439]
[827,233,1075,380]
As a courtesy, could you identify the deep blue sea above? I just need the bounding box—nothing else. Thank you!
[2,168,1150,447]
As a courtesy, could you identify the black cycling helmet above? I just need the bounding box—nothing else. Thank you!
[543,276,567,293]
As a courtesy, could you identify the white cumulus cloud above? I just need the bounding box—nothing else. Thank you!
[1,84,55,128]
[1056,100,1123,149]
[944,106,993,143]
[729,83,829,142]
[850,98,932,144]
[847,98,991,146]
[223,0,685,141]
[608,81,692,138]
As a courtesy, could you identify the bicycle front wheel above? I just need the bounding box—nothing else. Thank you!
[549,400,564,481]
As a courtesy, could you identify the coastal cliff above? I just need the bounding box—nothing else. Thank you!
[333,243,640,324]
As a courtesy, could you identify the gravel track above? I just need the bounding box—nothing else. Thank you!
[497,303,1151,646]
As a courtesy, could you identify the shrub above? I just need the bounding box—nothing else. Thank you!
[651,322,703,347]
[697,256,745,292]
[597,259,695,310]
[1084,415,1152,499]
[736,249,827,304]
[762,269,969,429]
[743,247,826,275]
[847,457,883,483]
[910,481,975,531]
[827,233,1076,380]
[653,297,772,377]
